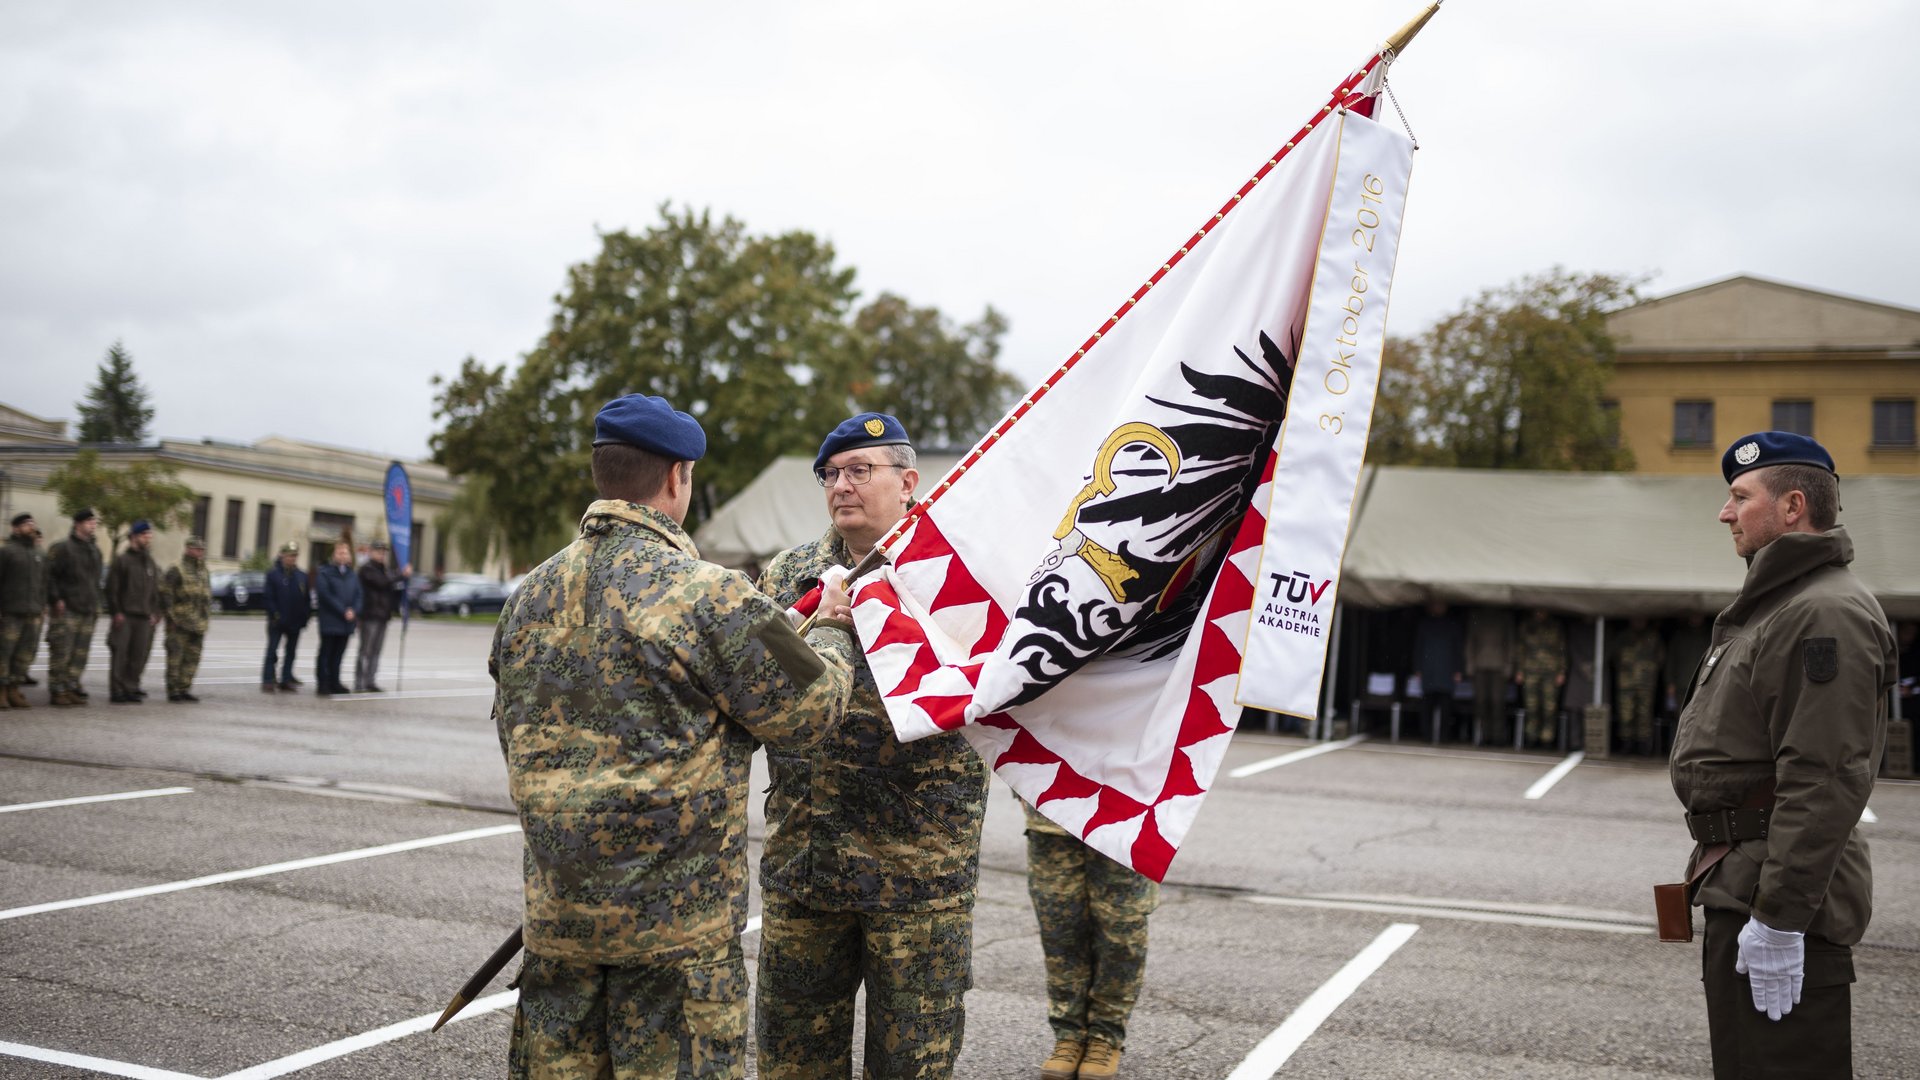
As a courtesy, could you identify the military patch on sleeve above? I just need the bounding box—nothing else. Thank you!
[754,616,826,689]
[1803,637,1837,683]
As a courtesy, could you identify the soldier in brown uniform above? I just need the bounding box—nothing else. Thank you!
[1670,432,1894,1079]
[0,512,47,709]
[106,520,164,704]
[755,413,989,1080]
[494,394,856,1079]
[45,508,104,706]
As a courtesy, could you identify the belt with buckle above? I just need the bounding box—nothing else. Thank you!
[1685,806,1771,845]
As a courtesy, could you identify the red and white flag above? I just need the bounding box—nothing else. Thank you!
[850,46,1418,880]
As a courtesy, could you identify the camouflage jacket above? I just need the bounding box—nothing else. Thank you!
[491,500,854,967]
[1613,625,1663,686]
[1516,615,1566,675]
[757,526,988,913]
[162,555,212,633]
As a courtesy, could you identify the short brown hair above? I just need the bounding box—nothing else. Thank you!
[1756,464,1838,530]
[592,443,690,502]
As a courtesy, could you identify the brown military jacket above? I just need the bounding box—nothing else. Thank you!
[106,546,162,618]
[757,526,988,913]
[492,500,854,967]
[162,554,212,633]
[1670,527,1894,945]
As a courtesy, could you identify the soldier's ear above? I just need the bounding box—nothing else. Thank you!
[899,468,920,503]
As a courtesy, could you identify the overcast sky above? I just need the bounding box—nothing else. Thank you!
[4,1,1916,461]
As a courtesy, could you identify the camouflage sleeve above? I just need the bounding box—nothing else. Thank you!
[161,566,180,611]
[696,568,850,752]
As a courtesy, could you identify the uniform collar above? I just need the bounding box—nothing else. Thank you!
[816,524,854,568]
[1732,527,1852,614]
[581,499,699,560]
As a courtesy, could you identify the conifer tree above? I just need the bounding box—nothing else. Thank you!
[76,340,155,444]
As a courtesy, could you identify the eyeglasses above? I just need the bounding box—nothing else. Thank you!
[814,463,905,487]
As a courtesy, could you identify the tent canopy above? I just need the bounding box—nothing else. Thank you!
[697,459,1920,619]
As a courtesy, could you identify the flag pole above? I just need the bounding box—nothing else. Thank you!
[1384,1,1442,57]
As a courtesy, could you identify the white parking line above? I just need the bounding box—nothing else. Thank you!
[1523,751,1584,800]
[1225,923,1420,1078]
[321,687,495,701]
[1243,893,1648,935]
[0,824,521,922]
[1862,806,1877,824]
[0,787,193,815]
[0,1040,203,1080]
[1229,735,1368,779]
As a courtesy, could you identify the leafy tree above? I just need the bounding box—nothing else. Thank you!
[43,450,197,553]
[1368,268,1640,470]
[853,294,1019,448]
[76,341,155,444]
[433,205,1022,565]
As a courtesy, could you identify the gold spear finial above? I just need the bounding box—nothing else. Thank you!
[1384,1,1442,57]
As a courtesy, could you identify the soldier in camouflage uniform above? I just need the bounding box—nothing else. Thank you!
[1515,608,1566,747]
[45,508,104,706]
[1025,802,1158,1080]
[161,535,212,702]
[1611,616,1664,755]
[0,513,47,710]
[756,413,989,1080]
[494,394,855,1080]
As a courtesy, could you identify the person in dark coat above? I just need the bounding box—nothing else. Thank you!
[106,520,163,703]
[352,539,406,692]
[262,541,311,691]
[1411,601,1465,740]
[313,538,362,695]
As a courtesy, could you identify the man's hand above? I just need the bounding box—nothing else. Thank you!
[112,613,124,629]
[52,600,65,616]
[1734,916,1804,1021]
[345,609,356,623]
[819,574,853,625]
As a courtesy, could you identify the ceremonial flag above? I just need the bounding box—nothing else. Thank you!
[845,13,1431,881]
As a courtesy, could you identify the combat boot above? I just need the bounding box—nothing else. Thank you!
[50,691,77,707]
[1077,1038,1121,1078]
[6,687,28,709]
[1041,1038,1084,1080]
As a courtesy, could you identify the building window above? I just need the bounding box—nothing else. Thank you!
[1673,400,1714,448]
[222,499,243,559]
[256,502,275,553]
[191,495,211,541]
[1771,400,1814,436]
[1873,398,1916,448]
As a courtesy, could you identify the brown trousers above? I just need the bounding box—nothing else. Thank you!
[108,615,155,698]
[1703,907,1853,1079]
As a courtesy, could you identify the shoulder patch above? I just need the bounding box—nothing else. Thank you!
[1803,637,1837,683]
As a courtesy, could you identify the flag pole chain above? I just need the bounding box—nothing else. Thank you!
[1381,66,1420,150]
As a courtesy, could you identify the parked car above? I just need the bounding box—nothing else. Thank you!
[210,571,268,613]
[418,578,511,617]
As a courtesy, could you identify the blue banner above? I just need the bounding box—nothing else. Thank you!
[384,462,413,574]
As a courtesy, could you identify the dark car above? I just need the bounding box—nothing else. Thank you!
[210,571,268,613]
[418,578,511,617]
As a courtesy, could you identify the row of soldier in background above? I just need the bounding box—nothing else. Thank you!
[1332,602,1919,767]
[0,510,210,706]
[489,398,1149,1080]
[0,508,409,707]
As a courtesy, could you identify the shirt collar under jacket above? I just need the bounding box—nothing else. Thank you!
[579,499,699,560]
[815,524,854,569]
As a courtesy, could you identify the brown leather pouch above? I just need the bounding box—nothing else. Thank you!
[1653,882,1693,942]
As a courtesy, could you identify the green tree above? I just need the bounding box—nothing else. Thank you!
[76,341,156,444]
[432,205,1023,565]
[853,294,1019,448]
[43,450,197,554]
[1368,268,1640,470]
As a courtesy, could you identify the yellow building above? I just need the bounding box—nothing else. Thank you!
[0,403,490,577]
[1604,275,1920,476]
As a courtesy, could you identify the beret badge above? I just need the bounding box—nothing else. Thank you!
[864,418,887,437]
[1734,442,1760,466]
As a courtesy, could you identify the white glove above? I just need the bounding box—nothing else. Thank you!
[1733,916,1804,1021]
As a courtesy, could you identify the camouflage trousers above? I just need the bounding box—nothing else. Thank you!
[46,611,97,694]
[509,938,747,1080]
[1616,676,1658,743]
[165,627,204,695]
[1025,829,1159,1051]
[755,892,972,1079]
[0,614,41,686]
[1520,670,1561,743]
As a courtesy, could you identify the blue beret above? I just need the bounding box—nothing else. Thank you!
[814,412,911,472]
[1721,431,1835,483]
[129,520,153,535]
[592,394,706,461]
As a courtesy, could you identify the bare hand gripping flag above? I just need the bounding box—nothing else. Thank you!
[850,20,1426,880]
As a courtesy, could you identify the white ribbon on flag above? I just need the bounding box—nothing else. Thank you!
[1237,109,1414,717]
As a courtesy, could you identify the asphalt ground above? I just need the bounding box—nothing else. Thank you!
[2,617,1916,1079]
